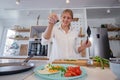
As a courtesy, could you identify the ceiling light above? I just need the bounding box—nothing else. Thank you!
[107,9,111,14]
[16,0,20,5]
[66,0,70,4]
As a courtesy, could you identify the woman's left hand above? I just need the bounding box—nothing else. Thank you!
[82,40,91,48]
[78,40,91,53]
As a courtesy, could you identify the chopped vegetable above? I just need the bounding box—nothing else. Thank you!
[45,64,66,73]
[92,56,109,69]
[64,66,82,77]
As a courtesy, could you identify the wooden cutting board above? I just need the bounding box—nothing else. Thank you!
[19,44,28,56]
[52,59,108,67]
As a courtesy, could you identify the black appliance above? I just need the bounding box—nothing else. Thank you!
[28,39,48,56]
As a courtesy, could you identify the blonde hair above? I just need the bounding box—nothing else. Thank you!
[61,9,73,19]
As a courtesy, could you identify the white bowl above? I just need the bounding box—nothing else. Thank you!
[109,60,120,80]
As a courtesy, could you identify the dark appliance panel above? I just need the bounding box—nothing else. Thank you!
[28,39,48,56]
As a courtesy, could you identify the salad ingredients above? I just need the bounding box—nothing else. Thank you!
[44,64,82,77]
[64,66,82,77]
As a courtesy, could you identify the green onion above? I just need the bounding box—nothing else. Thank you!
[92,56,109,69]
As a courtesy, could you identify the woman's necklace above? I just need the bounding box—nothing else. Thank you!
[61,24,70,33]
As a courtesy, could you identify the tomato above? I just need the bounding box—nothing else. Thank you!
[75,69,82,75]
[67,66,75,71]
[64,66,82,77]
[70,71,78,76]
[64,72,72,77]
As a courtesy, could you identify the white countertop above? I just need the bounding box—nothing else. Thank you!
[0,59,117,80]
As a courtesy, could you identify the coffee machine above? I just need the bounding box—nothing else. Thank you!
[28,39,48,56]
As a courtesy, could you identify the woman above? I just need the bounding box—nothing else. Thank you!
[41,9,91,61]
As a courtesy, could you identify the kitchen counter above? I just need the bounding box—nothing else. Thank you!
[0,59,117,80]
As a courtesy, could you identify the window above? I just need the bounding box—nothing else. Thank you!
[3,29,16,56]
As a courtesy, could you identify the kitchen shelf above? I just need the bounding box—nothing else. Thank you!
[107,27,120,31]
[78,34,85,37]
[108,37,120,40]
[9,37,29,40]
[11,29,30,32]
[72,18,79,21]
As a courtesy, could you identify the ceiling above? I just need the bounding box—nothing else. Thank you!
[0,0,120,26]
[0,0,120,9]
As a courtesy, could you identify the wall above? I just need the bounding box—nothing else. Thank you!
[0,20,4,55]
[0,21,3,42]
[87,18,115,27]
[2,19,48,28]
[115,17,120,25]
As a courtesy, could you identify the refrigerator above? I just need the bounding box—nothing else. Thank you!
[89,27,111,59]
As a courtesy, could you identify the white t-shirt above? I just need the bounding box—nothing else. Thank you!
[41,24,82,61]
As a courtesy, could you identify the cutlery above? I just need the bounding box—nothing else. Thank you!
[86,26,91,44]
[86,26,93,66]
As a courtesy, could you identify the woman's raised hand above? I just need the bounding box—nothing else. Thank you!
[82,40,91,48]
[48,13,59,25]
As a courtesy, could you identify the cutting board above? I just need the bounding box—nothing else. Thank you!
[52,59,108,67]
[19,44,28,56]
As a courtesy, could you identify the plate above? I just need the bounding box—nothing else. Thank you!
[34,64,87,80]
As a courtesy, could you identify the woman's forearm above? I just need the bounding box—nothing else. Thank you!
[43,13,58,39]
[43,24,54,39]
